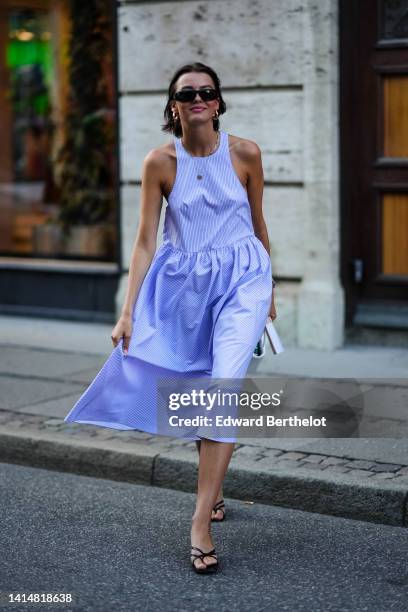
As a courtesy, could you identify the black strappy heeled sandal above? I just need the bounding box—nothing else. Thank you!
[190,546,219,574]
[211,499,226,522]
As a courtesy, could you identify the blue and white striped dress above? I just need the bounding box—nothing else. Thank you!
[64,130,274,441]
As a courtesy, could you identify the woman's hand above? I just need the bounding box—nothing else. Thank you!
[111,313,133,355]
[269,294,277,321]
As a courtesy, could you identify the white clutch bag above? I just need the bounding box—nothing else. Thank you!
[264,315,285,354]
[253,315,285,358]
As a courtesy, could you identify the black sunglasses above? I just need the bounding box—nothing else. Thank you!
[172,87,218,103]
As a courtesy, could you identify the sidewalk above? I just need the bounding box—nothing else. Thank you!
[0,315,407,527]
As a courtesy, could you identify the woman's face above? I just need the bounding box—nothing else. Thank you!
[171,72,219,129]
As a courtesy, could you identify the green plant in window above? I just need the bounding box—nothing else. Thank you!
[56,0,115,235]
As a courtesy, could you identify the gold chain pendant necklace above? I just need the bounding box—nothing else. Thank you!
[182,131,220,180]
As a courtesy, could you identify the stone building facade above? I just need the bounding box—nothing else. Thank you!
[117,0,343,349]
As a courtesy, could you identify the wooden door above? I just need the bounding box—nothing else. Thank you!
[341,0,408,326]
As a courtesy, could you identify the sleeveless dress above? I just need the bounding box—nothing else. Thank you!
[63,130,274,441]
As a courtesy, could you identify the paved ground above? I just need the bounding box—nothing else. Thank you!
[1,314,407,377]
[1,462,408,612]
[0,314,407,527]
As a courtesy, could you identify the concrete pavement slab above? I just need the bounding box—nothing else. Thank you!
[0,375,84,412]
[11,393,86,417]
[249,344,408,378]
[0,315,113,355]
[1,314,408,377]
[0,344,105,382]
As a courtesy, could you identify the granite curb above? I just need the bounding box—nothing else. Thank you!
[0,410,407,528]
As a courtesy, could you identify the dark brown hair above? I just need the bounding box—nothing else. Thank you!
[162,62,227,138]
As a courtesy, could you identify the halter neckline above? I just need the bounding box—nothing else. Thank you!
[178,130,224,159]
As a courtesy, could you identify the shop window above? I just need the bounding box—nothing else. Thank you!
[0,1,118,261]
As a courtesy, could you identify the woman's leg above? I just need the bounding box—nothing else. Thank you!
[191,438,234,569]
[195,439,225,520]
[190,274,269,568]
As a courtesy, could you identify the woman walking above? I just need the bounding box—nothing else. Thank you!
[64,61,277,574]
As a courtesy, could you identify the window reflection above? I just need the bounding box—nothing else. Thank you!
[382,0,408,40]
[0,2,117,261]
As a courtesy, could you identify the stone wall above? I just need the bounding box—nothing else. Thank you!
[116,0,344,349]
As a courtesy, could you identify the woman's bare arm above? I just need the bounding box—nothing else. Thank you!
[120,150,164,316]
[242,140,277,320]
[244,141,269,251]
[111,149,164,350]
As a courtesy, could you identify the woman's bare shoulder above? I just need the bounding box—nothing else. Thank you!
[141,143,176,196]
[143,141,175,167]
[141,143,176,192]
[227,133,262,162]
